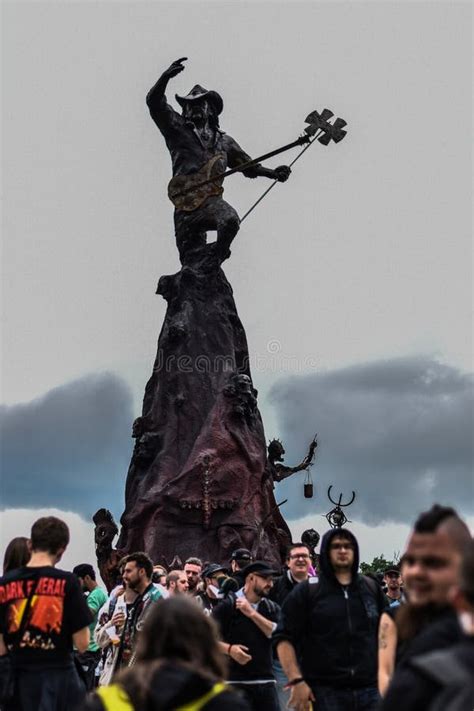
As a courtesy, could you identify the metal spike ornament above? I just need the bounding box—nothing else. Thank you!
[325,486,356,528]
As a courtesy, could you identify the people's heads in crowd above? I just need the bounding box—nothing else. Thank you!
[243,561,278,599]
[166,569,189,595]
[201,564,227,597]
[152,564,167,586]
[402,504,471,607]
[230,548,252,573]
[121,552,154,593]
[384,565,402,595]
[327,529,356,573]
[184,557,202,591]
[286,543,312,580]
[72,563,97,592]
[30,516,70,563]
[3,536,31,574]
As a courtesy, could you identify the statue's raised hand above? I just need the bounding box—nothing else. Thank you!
[163,57,188,80]
[274,165,291,182]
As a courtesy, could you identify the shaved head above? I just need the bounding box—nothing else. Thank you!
[414,504,471,551]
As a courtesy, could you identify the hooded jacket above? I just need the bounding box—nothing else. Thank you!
[82,662,250,711]
[273,528,387,688]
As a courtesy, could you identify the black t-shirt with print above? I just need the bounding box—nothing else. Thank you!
[0,565,92,669]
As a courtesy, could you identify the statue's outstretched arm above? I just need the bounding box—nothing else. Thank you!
[146,57,187,113]
[272,436,317,482]
[226,136,291,183]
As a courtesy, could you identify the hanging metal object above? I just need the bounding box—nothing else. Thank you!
[325,486,356,528]
[304,467,314,498]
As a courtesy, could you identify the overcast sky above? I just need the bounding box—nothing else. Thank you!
[1,1,472,569]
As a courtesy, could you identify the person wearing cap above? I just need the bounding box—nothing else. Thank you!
[212,561,280,711]
[196,564,228,615]
[146,58,291,266]
[383,565,404,608]
[229,548,253,589]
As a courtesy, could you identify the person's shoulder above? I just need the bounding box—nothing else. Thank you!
[0,567,25,584]
[407,611,462,658]
[150,586,163,601]
[52,567,75,578]
[90,586,108,603]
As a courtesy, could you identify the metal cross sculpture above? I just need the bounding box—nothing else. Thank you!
[325,486,356,528]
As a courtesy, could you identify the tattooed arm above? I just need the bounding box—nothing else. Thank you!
[378,611,397,696]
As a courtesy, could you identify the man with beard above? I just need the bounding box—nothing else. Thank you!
[212,562,280,711]
[383,565,404,608]
[196,564,228,615]
[382,539,474,711]
[274,528,387,711]
[72,564,108,689]
[379,504,471,706]
[183,557,202,595]
[166,570,190,596]
[115,553,162,669]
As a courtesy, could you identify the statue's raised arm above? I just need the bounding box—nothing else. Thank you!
[268,435,317,483]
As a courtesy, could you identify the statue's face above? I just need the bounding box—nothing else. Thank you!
[183,98,210,124]
[269,440,285,461]
[95,522,116,547]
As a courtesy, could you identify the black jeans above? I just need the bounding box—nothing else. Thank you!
[13,665,86,711]
[310,684,380,711]
[231,682,280,711]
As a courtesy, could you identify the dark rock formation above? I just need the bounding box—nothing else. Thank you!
[117,252,291,567]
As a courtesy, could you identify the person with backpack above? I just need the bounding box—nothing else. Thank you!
[212,561,280,711]
[274,528,388,711]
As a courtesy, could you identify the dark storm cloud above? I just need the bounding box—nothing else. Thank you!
[268,356,473,526]
[0,373,134,519]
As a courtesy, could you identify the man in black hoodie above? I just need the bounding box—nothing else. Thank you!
[274,528,387,711]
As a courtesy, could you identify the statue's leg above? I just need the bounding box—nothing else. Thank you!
[174,200,239,264]
[174,210,207,264]
[214,199,240,261]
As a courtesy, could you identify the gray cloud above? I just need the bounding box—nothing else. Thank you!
[0,373,134,520]
[268,356,473,526]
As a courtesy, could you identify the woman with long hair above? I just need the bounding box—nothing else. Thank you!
[83,596,249,710]
[2,537,30,574]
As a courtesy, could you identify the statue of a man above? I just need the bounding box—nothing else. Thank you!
[146,58,291,265]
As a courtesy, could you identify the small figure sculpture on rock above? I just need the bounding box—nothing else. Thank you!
[146,57,291,266]
[268,435,317,483]
[92,508,125,592]
[223,373,258,425]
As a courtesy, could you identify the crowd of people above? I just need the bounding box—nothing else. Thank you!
[0,504,472,711]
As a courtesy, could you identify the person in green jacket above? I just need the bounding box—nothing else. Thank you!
[73,563,108,689]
